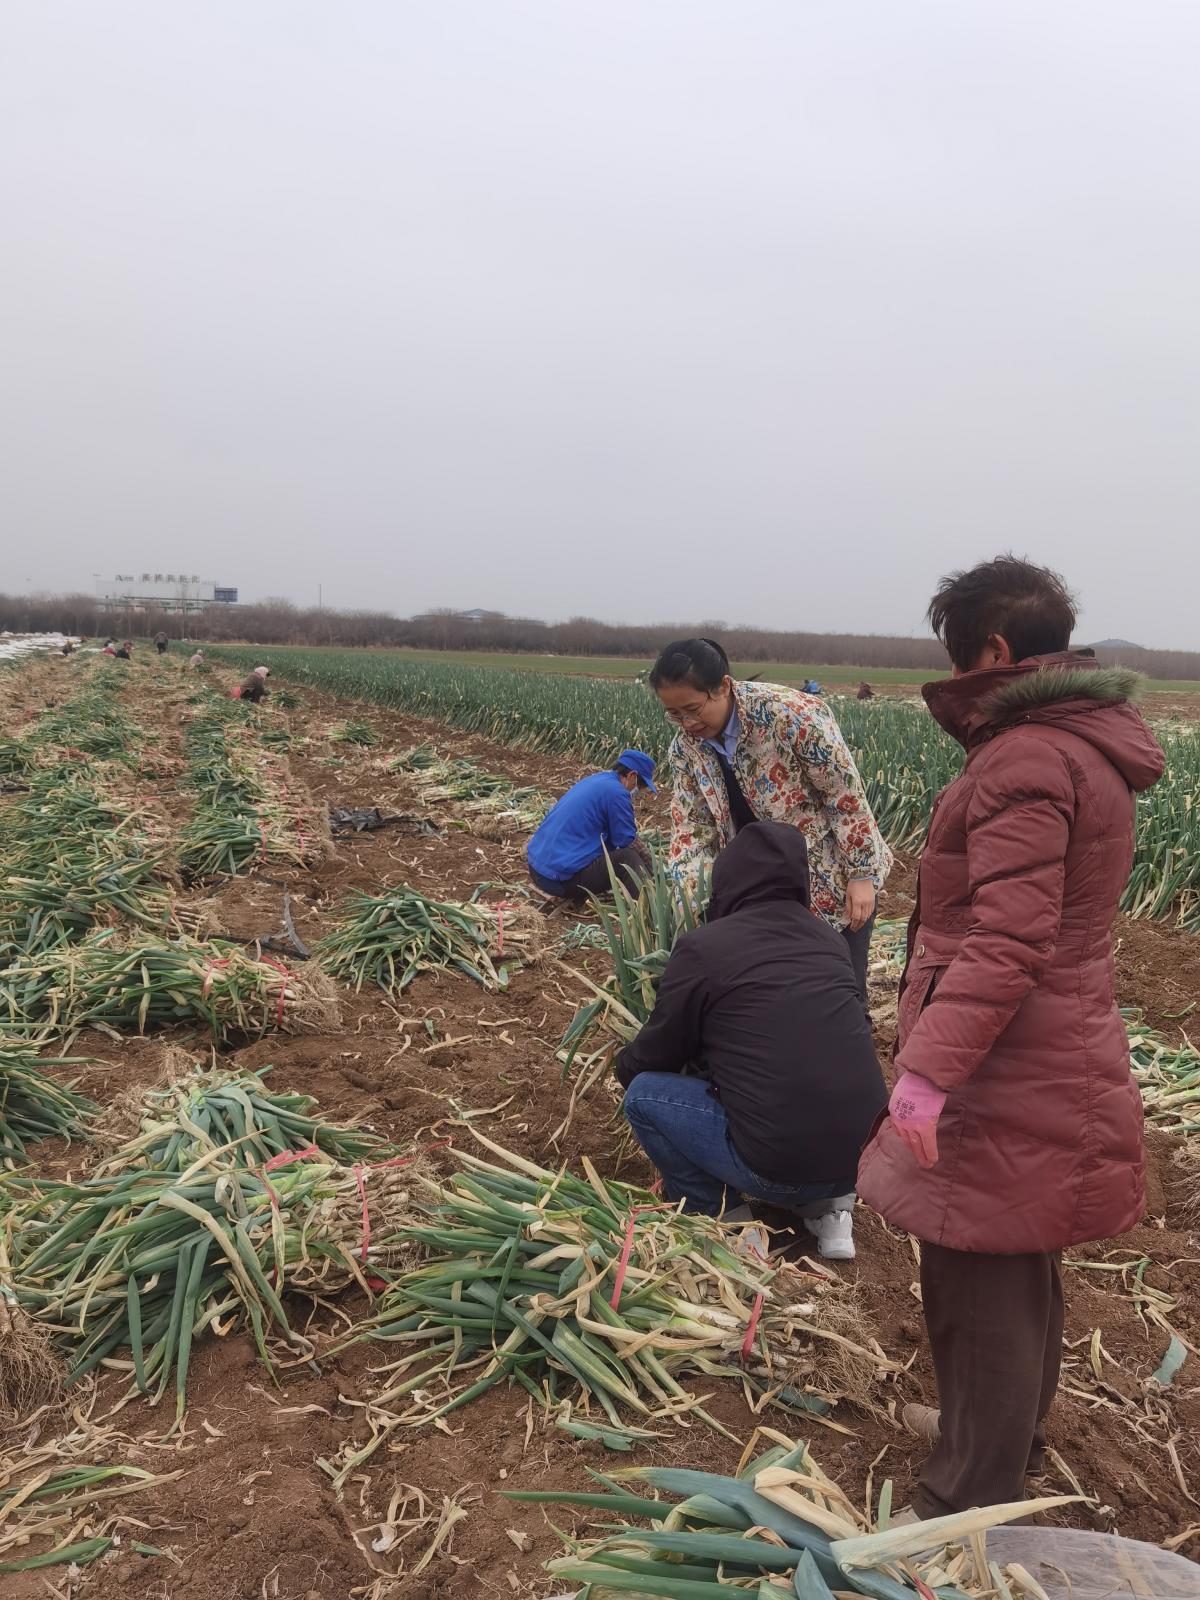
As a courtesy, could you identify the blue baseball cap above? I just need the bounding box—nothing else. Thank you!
[618,748,657,792]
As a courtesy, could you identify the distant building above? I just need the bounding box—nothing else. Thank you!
[95,574,239,615]
[457,608,499,623]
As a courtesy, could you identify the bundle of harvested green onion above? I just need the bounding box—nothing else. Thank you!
[0,1458,181,1576]
[0,931,340,1042]
[179,700,321,880]
[316,887,534,993]
[1125,1008,1200,1136]
[0,776,173,961]
[0,738,35,776]
[338,1135,878,1475]
[4,1155,415,1419]
[869,919,909,974]
[98,1063,385,1172]
[389,745,548,831]
[330,718,379,746]
[389,744,442,773]
[509,1427,1075,1600]
[0,1036,95,1163]
[32,673,141,764]
[177,804,266,878]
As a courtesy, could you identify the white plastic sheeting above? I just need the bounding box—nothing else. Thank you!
[0,632,78,661]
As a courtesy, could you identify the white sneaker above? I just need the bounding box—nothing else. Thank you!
[804,1207,855,1261]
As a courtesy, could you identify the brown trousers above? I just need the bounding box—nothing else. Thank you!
[914,1243,1063,1518]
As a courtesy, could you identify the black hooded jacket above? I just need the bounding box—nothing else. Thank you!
[616,821,886,1185]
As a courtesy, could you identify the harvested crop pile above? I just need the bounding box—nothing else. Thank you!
[0,1035,94,1163]
[326,1135,887,1488]
[514,1425,1077,1600]
[316,885,538,993]
[3,1154,415,1423]
[389,743,549,830]
[0,931,340,1041]
[93,1061,386,1171]
[0,774,172,962]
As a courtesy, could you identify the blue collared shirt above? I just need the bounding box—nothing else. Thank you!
[703,705,740,764]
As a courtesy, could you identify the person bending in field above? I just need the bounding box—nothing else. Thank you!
[617,821,886,1260]
[649,637,891,1009]
[857,556,1164,1518]
[236,665,270,703]
[526,747,656,905]
[154,631,169,655]
[188,649,204,671]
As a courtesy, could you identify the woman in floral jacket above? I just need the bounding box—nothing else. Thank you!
[649,638,892,1002]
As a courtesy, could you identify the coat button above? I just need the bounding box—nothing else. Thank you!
[917,944,926,957]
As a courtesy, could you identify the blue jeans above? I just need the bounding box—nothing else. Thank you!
[622,1072,853,1217]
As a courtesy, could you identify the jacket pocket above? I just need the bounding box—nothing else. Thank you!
[897,961,945,1044]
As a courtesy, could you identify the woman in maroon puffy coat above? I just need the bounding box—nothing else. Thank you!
[858,558,1164,1518]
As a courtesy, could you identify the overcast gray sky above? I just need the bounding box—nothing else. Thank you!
[4,3,1198,643]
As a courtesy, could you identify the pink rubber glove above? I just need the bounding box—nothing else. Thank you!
[889,1071,947,1169]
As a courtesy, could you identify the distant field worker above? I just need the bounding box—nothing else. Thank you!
[154,631,169,655]
[526,748,656,905]
[113,640,132,660]
[856,681,875,700]
[188,649,204,671]
[234,665,270,703]
[649,638,891,1004]
[858,557,1165,1519]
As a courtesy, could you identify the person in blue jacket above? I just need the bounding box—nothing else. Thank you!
[527,748,656,904]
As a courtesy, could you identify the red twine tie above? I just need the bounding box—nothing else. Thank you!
[202,957,231,998]
[739,1230,767,1362]
[257,1142,323,1214]
[610,1204,672,1311]
[494,900,512,956]
[264,1143,322,1171]
[355,1141,453,1287]
[353,1164,372,1266]
[740,1292,765,1360]
[259,955,291,1028]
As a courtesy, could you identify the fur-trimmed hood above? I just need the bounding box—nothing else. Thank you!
[924,651,1164,793]
[981,663,1142,715]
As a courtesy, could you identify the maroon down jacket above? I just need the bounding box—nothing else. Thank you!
[857,653,1165,1253]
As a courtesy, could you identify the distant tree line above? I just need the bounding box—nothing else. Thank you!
[1,591,1193,681]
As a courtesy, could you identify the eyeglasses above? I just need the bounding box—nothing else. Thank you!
[662,693,713,724]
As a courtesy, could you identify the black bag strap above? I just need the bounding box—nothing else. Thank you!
[712,747,756,832]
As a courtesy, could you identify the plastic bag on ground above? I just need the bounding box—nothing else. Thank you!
[988,1525,1199,1599]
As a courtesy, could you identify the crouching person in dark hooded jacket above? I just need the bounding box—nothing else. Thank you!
[616,820,886,1260]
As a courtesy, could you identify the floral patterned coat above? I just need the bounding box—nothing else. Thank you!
[665,680,893,929]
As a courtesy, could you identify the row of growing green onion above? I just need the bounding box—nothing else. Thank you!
[200,644,1200,930]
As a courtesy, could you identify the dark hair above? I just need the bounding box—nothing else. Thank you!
[927,556,1076,672]
[648,637,731,693]
[613,763,633,780]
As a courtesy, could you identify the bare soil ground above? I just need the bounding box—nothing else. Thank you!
[4,654,1199,1600]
